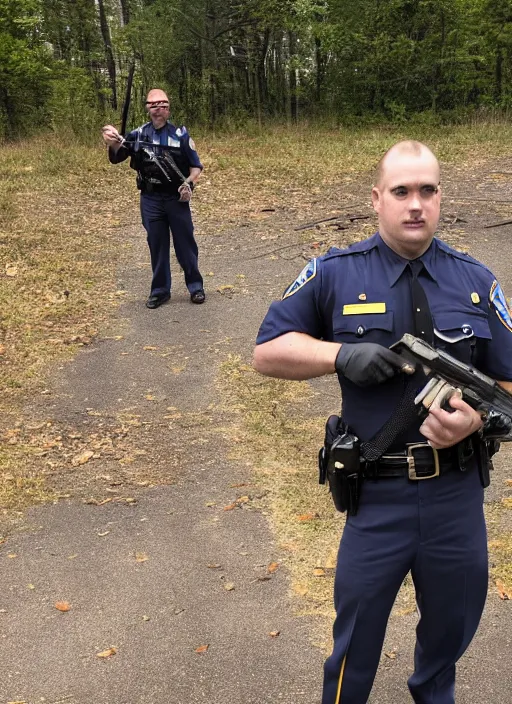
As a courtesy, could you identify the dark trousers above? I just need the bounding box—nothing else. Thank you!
[140,193,203,297]
[322,464,488,704]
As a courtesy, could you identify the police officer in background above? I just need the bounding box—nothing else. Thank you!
[253,141,512,703]
[102,88,205,309]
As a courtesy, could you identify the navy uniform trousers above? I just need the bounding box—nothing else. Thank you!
[322,461,488,704]
[140,192,203,298]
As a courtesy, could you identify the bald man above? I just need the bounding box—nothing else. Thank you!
[102,89,205,308]
[253,141,512,702]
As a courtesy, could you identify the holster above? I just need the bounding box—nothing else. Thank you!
[470,433,499,488]
[319,415,363,515]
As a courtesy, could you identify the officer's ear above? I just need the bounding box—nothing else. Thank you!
[371,185,381,212]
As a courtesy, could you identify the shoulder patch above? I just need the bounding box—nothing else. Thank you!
[189,137,196,151]
[490,280,512,332]
[282,259,317,299]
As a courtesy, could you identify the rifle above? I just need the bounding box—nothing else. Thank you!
[390,333,512,423]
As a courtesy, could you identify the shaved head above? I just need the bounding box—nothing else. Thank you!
[146,88,169,104]
[375,141,439,187]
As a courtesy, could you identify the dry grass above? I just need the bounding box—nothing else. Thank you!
[217,355,340,631]
[2,125,512,604]
[0,136,134,405]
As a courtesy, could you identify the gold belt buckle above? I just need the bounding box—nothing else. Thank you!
[407,443,440,480]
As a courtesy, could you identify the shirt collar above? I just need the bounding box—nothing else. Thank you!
[375,233,438,286]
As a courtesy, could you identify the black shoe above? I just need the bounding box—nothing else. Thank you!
[190,289,206,304]
[146,294,170,309]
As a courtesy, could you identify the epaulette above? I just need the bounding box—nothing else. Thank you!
[435,237,493,274]
[175,126,188,138]
[321,234,379,262]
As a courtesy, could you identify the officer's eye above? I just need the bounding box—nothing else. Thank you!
[420,185,438,196]
[391,187,408,198]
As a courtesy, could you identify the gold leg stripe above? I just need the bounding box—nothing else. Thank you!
[334,654,347,704]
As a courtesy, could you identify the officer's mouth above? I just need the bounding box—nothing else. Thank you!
[403,219,425,229]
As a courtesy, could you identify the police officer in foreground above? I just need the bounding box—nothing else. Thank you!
[253,141,512,703]
[102,88,205,309]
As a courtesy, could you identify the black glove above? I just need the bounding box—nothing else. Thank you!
[335,342,409,387]
[481,409,512,439]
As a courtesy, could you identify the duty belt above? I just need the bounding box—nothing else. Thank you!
[363,442,468,481]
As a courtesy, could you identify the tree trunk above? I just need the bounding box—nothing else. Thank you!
[495,47,503,103]
[288,31,298,123]
[120,0,130,26]
[97,0,117,109]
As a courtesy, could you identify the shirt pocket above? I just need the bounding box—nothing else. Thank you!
[433,311,492,365]
[333,312,394,345]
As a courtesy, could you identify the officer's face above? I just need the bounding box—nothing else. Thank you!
[145,92,170,128]
[371,151,441,259]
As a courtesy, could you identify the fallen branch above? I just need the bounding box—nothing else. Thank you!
[484,219,512,229]
[247,240,320,260]
[294,216,340,231]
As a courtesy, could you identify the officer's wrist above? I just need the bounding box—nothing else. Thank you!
[185,180,194,191]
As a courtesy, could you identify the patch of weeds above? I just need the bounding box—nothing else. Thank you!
[0,446,54,510]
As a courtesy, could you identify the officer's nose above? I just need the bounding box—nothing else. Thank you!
[409,192,422,211]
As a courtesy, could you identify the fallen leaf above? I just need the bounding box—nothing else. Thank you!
[267,562,279,574]
[5,264,18,277]
[385,651,397,659]
[496,579,511,600]
[297,512,317,522]
[230,482,248,488]
[224,582,235,591]
[97,531,110,537]
[313,568,326,577]
[27,584,35,590]
[135,552,149,563]
[7,553,17,559]
[269,630,280,637]
[325,551,338,570]
[55,601,71,612]
[71,450,94,466]
[97,646,117,658]
[145,394,156,401]
[143,346,158,351]
[223,502,237,511]
[502,497,512,508]
[195,644,209,654]
[217,284,235,292]
[0,344,5,355]
[293,583,308,596]
[207,563,221,569]
[506,479,512,487]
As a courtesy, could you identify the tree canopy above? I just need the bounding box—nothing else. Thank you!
[1,0,511,138]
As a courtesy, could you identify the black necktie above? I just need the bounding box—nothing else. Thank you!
[408,260,434,344]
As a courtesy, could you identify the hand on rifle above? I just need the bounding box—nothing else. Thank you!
[178,181,193,202]
[420,394,483,449]
[102,125,124,148]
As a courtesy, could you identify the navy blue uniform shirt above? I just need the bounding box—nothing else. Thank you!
[256,233,512,445]
[109,121,203,170]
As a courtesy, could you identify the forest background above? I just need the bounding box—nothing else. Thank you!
[2,0,512,139]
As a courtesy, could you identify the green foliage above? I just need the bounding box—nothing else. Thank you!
[1,0,512,137]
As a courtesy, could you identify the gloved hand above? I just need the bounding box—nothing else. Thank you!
[481,409,512,439]
[335,342,413,387]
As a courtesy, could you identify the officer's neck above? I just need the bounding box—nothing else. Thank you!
[379,233,434,261]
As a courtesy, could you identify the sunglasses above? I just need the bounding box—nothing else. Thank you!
[146,101,169,109]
